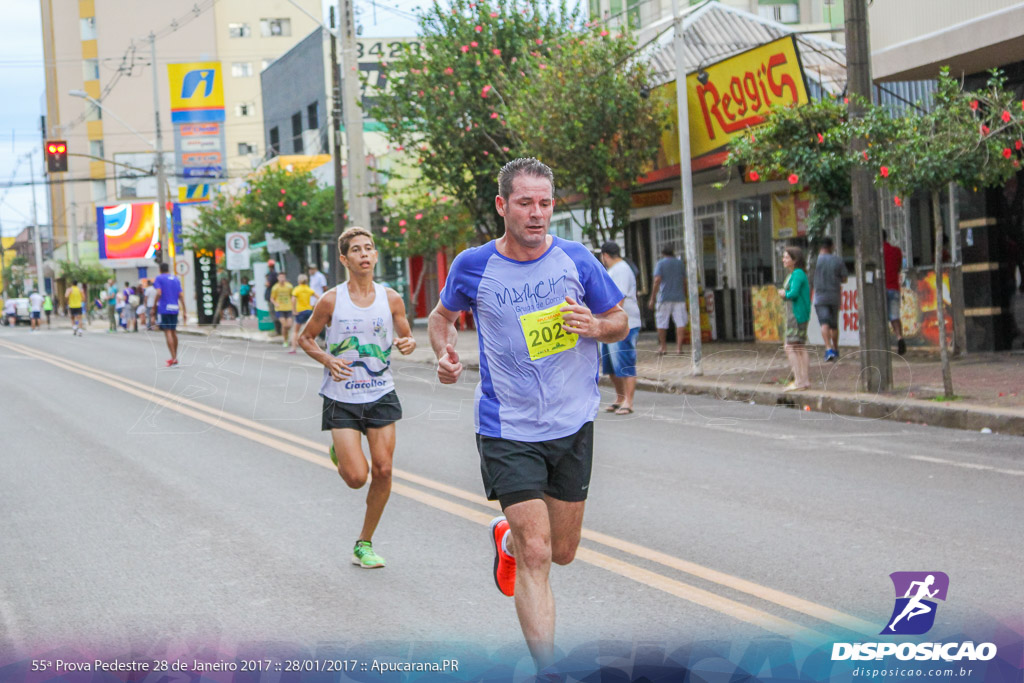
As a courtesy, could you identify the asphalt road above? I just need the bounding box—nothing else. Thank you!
[1,325,1021,667]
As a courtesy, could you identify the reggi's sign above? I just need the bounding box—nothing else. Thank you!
[652,36,809,166]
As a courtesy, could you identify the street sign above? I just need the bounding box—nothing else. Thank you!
[175,259,191,278]
[225,232,250,270]
[264,231,289,254]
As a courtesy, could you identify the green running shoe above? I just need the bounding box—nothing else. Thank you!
[352,540,385,568]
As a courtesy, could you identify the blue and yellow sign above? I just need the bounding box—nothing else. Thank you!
[167,62,225,123]
[178,184,212,204]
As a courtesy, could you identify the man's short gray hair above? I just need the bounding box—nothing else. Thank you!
[497,157,554,200]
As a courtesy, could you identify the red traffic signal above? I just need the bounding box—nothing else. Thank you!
[45,139,68,173]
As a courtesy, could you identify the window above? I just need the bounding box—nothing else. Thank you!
[238,142,257,155]
[90,140,104,158]
[82,58,99,81]
[231,62,252,77]
[91,180,107,203]
[307,102,318,131]
[235,102,255,117]
[758,3,799,23]
[80,17,96,41]
[269,127,280,156]
[260,18,291,37]
[229,23,251,38]
[261,58,275,71]
[291,112,303,153]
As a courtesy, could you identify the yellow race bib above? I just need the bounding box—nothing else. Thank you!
[519,302,578,361]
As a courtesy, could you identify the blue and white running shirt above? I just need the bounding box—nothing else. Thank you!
[441,237,623,441]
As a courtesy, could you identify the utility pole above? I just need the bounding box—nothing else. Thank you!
[69,201,80,265]
[845,0,892,391]
[329,7,347,286]
[670,0,703,375]
[338,0,370,231]
[28,153,46,295]
[150,33,171,271]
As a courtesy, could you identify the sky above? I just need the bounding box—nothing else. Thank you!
[0,0,423,238]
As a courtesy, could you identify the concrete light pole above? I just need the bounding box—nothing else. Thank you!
[670,0,703,376]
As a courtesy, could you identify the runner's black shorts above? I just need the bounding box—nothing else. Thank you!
[477,422,593,508]
[321,390,402,434]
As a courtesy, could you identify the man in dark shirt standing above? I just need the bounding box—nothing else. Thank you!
[883,230,906,355]
[265,258,281,336]
[813,237,847,362]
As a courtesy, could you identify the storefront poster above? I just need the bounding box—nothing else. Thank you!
[751,284,784,343]
[677,291,717,343]
[771,190,811,239]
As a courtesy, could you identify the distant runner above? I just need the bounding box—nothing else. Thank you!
[428,158,627,672]
[298,227,416,569]
[65,281,85,336]
[154,263,187,366]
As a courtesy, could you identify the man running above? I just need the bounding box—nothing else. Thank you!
[43,293,53,328]
[154,263,187,366]
[270,272,295,349]
[65,281,85,336]
[428,158,628,671]
[888,574,939,632]
[298,227,416,569]
[289,273,315,354]
[29,290,44,332]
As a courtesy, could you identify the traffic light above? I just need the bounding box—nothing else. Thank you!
[45,140,68,173]
[153,241,163,264]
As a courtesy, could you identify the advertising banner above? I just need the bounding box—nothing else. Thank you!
[168,63,226,206]
[652,36,808,170]
[772,190,812,239]
[96,203,159,260]
[193,247,217,325]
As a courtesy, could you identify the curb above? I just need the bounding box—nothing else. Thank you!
[173,325,1024,437]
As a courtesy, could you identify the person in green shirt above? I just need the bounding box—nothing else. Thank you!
[43,293,53,327]
[778,245,811,392]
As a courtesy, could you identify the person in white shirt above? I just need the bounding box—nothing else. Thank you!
[144,281,158,330]
[599,242,641,415]
[307,263,328,304]
[28,290,44,331]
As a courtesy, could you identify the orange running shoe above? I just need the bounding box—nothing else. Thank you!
[489,516,515,596]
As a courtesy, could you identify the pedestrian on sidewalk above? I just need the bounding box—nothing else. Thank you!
[600,241,640,415]
[298,226,416,569]
[779,245,811,392]
[648,245,688,355]
[123,281,139,332]
[29,290,44,332]
[270,272,294,348]
[154,263,187,367]
[265,259,281,337]
[43,293,52,328]
[213,274,237,325]
[239,277,251,318]
[289,274,315,354]
[3,296,16,327]
[813,237,847,362]
[429,158,627,673]
[883,230,907,356]
[103,278,118,332]
[144,279,157,331]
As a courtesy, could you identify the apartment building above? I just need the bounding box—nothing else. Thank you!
[39,0,319,259]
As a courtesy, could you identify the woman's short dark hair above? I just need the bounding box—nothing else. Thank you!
[784,245,806,270]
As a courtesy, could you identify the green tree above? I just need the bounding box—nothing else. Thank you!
[508,24,663,247]
[725,95,852,244]
[228,166,335,266]
[186,192,246,253]
[369,0,581,242]
[857,68,1024,396]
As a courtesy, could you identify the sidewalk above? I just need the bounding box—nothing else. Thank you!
[174,317,1024,436]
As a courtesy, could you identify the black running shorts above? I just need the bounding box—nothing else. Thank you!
[321,390,402,434]
[476,422,594,507]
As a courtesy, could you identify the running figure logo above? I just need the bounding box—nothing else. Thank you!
[881,571,949,635]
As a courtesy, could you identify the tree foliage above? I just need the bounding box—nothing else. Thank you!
[725,95,851,242]
[508,24,663,247]
[369,0,581,244]
[188,167,335,266]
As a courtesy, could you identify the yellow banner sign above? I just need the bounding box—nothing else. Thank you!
[771,190,811,239]
[167,62,224,122]
[652,36,808,166]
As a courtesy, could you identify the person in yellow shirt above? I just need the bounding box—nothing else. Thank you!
[289,273,315,354]
[270,272,294,348]
[65,281,85,336]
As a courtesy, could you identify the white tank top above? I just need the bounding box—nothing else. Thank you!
[320,282,395,404]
